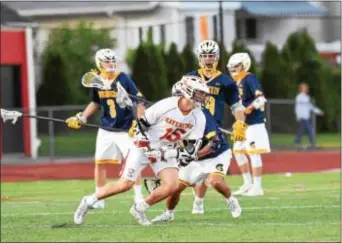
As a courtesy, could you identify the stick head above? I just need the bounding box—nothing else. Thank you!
[81,71,111,90]
[1,109,22,124]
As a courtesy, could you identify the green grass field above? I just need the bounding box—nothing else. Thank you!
[38,132,341,157]
[1,172,340,242]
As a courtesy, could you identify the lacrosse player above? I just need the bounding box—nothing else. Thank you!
[151,95,242,223]
[66,49,145,209]
[227,53,271,196]
[184,40,246,214]
[74,75,211,226]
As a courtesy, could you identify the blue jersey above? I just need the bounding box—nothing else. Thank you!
[188,69,239,127]
[237,73,265,125]
[91,72,143,131]
[198,108,229,161]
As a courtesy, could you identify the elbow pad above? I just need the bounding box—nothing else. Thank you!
[231,102,245,115]
[252,96,267,109]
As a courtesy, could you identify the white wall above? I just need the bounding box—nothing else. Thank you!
[256,17,325,46]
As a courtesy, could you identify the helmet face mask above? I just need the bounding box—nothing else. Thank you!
[197,40,220,72]
[179,76,209,107]
[95,49,117,74]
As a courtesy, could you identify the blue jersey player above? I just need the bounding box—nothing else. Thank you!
[176,40,247,214]
[66,49,145,209]
[151,103,242,223]
[227,52,271,197]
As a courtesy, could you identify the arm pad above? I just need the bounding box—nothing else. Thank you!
[230,102,245,115]
[252,96,267,109]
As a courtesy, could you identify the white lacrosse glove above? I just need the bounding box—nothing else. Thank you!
[133,121,150,148]
[1,109,22,124]
[143,146,179,163]
[116,82,133,109]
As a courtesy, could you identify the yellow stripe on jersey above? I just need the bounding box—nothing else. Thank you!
[205,131,216,140]
[95,159,120,164]
[210,171,225,177]
[197,69,222,84]
[178,179,191,187]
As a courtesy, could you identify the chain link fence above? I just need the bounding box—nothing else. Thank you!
[2,99,324,161]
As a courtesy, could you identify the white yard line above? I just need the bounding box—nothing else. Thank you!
[1,205,340,217]
[1,221,340,230]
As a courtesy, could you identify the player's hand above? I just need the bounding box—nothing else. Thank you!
[143,148,163,163]
[133,123,150,148]
[177,157,192,167]
[65,112,86,129]
[231,120,247,142]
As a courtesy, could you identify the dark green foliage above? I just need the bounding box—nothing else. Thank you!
[37,21,114,105]
[181,44,197,73]
[166,43,185,89]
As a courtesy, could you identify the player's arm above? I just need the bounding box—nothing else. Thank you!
[223,81,247,141]
[66,89,100,129]
[244,75,267,114]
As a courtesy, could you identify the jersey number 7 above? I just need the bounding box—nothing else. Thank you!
[160,128,186,142]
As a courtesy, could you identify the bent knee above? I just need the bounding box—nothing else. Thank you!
[208,175,224,188]
[118,178,135,192]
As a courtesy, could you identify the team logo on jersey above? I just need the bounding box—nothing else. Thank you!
[250,141,256,149]
[216,163,224,172]
[165,117,193,129]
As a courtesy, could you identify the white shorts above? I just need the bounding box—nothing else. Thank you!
[121,146,179,182]
[233,123,271,155]
[95,129,134,164]
[179,149,232,186]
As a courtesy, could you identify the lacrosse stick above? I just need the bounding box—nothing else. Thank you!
[0,108,126,132]
[81,71,153,106]
[219,127,233,135]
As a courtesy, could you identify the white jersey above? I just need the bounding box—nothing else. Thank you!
[142,96,206,149]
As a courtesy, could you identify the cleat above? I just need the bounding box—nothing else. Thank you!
[192,199,204,214]
[227,196,242,218]
[74,196,91,225]
[232,184,252,196]
[129,204,152,226]
[89,199,105,209]
[151,211,174,223]
[242,186,264,196]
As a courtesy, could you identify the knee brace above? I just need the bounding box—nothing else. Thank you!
[249,154,262,168]
[234,153,248,167]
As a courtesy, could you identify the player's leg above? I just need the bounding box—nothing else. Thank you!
[151,181,188,223]
[93,129,122,209]
[205,150,242,218]
[233,139,253,195]
[242,124,270,196]
[152,162,206,222]
[114,132,145,203]
[74,146,147,225]
[192,182,207,214]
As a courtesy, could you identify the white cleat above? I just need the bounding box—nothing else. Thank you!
[232,184,253,196]
[151,211,174,223]
[74,196,91,225]
[242,186,264,197]
[192,199,204,214]
[227,196,242,218]
[129,205,152,226]
[89,199,105,209]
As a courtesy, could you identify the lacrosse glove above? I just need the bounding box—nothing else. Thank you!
[65,112,86,129]
[231,120,247,142]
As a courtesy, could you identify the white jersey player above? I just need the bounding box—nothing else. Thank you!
[73,75,210,226]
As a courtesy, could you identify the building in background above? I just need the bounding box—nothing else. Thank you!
[1,3,39,158]
[3,1,340,81]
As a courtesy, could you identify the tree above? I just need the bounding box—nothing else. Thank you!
[217,42,230,73]
[260,41,297,98]
[165,43,184,89]
[38,21,114,105]
[181,44,197,73]
[37,52,71,106]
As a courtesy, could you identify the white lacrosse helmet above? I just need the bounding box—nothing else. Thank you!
[171,81,182,96]
[227,52,251,77]
[179,75,209,107]
[95,48,117,74]
[197,40,220,71]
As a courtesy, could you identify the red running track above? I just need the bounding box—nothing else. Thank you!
[1,150,340,182]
